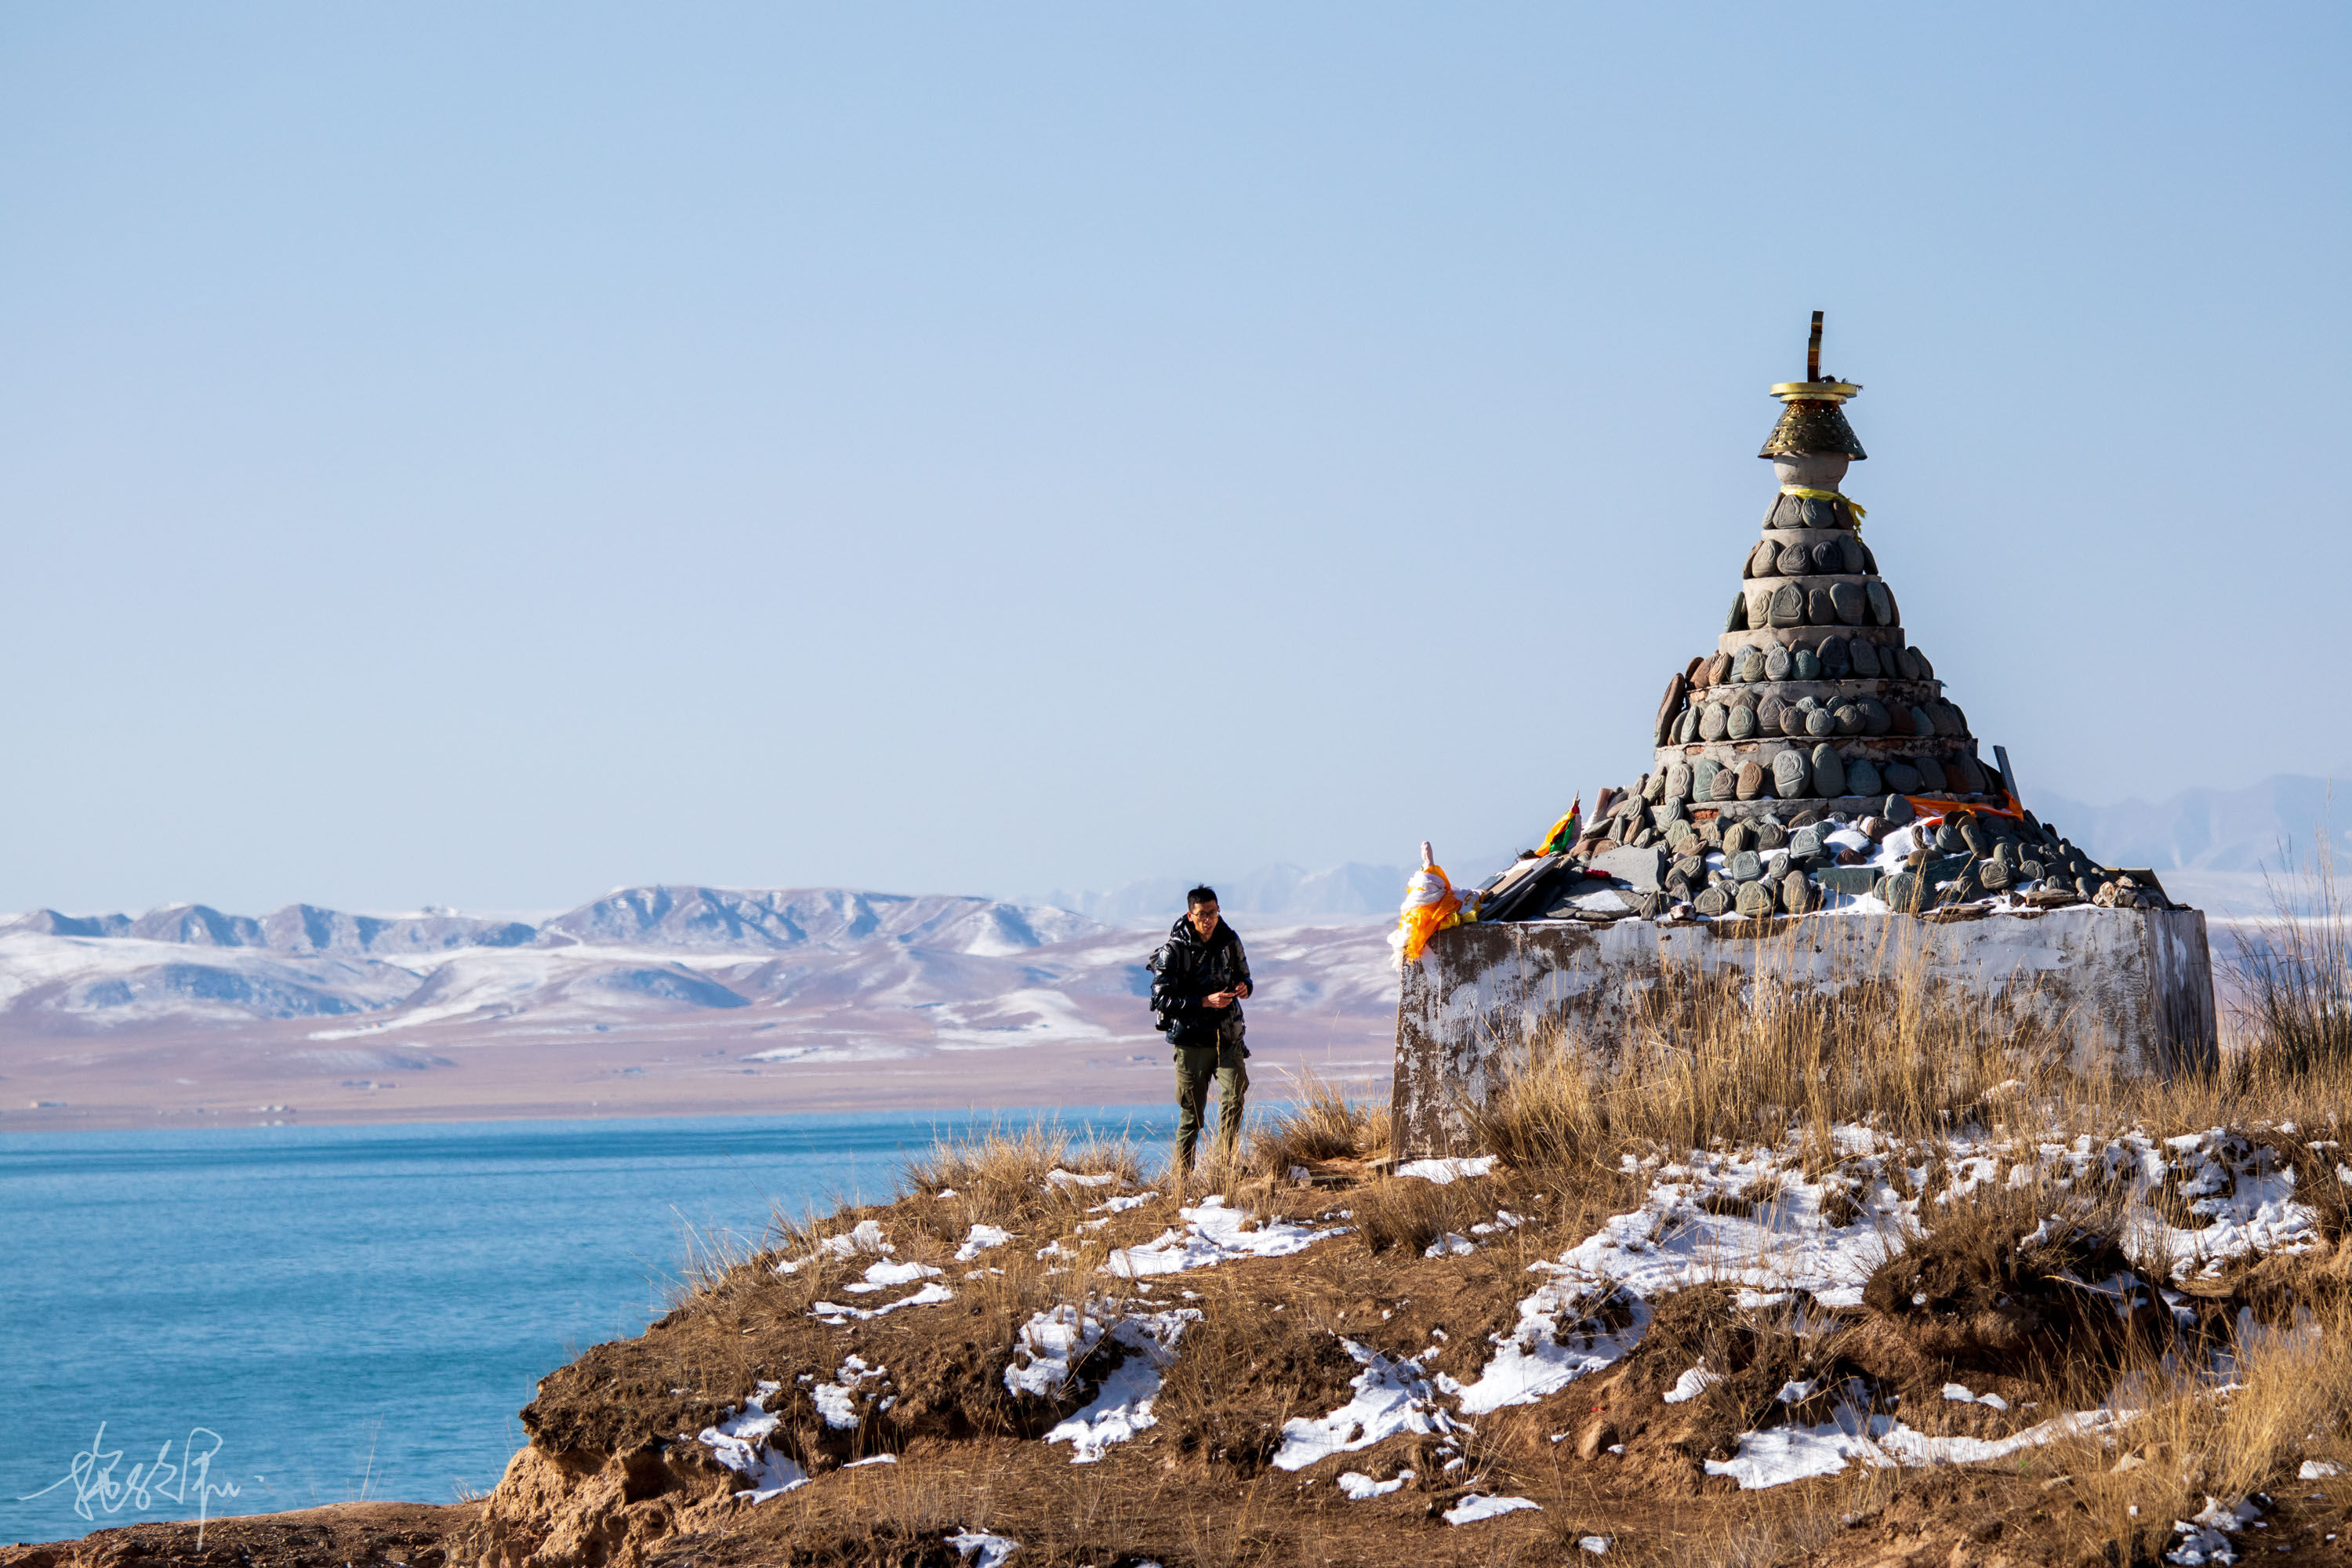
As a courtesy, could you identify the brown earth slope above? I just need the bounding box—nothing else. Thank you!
[17,1110,2352,1568]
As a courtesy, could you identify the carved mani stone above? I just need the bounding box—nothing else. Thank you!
[1831,581,1867,625]
[1711,765,1739,802]
[1772,749,1812,798]
[1736,760,1766,800]
[1811,743,1846,797]
[1769,584,1805,627]
[1791,648,1822,681]
[1729,703,1757,740]
[1810,539,1842,572]
[1850,638,1882,678]
[1781,870,1813,914]
[1808,586,1837,625]
[1777,542,1811,575]
[1765,645,1792,681]
[1867,581,1894,626]
[1817,636,1849,677]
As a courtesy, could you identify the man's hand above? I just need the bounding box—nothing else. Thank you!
[1235,982,1251,1000]
[1203,990,1236,1009]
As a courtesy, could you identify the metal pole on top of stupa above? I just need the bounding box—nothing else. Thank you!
[1762,310,1867,531]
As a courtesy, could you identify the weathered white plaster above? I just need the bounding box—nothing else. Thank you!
[1389,906,2218,1160]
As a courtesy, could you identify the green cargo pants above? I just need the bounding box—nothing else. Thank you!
[1174,1039,1248,1173]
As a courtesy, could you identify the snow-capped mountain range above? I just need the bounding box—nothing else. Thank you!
[0,887,1174,1030]
[0,886,1403,1130]
[0,888,1392,1048]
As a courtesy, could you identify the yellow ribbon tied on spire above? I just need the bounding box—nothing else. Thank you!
[1780,485,1866,532]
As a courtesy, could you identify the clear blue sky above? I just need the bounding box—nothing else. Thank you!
[0,4,2345,915]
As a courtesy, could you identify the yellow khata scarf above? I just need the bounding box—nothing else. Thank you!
[1780,485,1866,532]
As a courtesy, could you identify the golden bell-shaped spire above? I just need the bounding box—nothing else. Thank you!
[1759,310,1866,459]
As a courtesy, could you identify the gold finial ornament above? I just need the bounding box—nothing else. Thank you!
[1759,310,1867,459]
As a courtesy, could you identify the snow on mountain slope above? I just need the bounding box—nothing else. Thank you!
[0,931,421,1025]
[535,887,1094,956]
[0,886,1381,1039]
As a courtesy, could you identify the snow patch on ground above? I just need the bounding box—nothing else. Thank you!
[2167,1496,2259,1566]
[810,1282,954,1324]
[947,1530,1020,1568]
[1336,1470,1412,1499]
[1396,1156,1495,1185]
[1004,1305,1107,1399]
[955,1224,1012,1261]
[1273,1340,1463,1471]
[696,1381,810,1501]
[1441,1279,1653,1416]
[811,1356,887,1429]
[843,1258,943,1294]
[1703,1381,2134,1489]
[1105,1197,1340,1277]
[1443,1494,1541,1524]
[1044,1310,1201,1462]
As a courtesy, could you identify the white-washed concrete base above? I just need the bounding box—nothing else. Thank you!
[1389,906,2216,1160]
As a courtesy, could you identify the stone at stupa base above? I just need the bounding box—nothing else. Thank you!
[1388,904,2220,1161]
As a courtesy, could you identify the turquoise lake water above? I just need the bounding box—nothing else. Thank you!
[0,1108,1171,1545]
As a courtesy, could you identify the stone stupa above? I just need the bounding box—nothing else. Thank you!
[1663,312,1996,815]
[1473,314,2156,923]
[1389,315,2219,1159]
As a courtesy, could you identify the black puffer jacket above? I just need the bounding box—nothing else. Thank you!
[1149,914,1252,1050]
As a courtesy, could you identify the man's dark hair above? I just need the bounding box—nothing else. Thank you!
[1185,885,1219,909]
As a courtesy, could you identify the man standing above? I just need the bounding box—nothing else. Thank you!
[1152,885,1252,1176]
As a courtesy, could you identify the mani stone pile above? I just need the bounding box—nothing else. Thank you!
[1474,320,2166,927]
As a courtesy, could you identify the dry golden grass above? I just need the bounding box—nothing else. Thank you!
[2022,1291,2352,1564]
[470,856,2352,1568]
[1243,1071,1387,1176]
[1465,927,2067,1181]
[901,1119,1145,1221]
[2227,823,2352,1082]
[1345,1170,1499,1256]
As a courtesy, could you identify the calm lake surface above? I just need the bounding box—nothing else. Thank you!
[0,1108,1171,1544]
